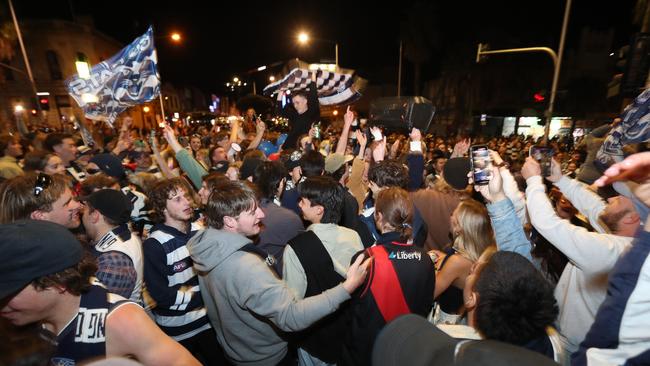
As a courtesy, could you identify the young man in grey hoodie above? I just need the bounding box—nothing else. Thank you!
[187,179,370,366]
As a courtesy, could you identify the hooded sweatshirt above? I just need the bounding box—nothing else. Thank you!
[187,227,351,366]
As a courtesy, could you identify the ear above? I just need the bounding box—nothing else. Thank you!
[223,216,237,230]
[315,205,325,217]
[30,210,47,221]
[625,211,641,225]
[465,291,478,311]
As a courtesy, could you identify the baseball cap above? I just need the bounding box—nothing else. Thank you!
[0,220,83,299]
[373,314,557,366]
[211,160,230,174]
[80,189,133,224]
[443,157,471,190]
[89,153,126,179]
[324,153,354,174]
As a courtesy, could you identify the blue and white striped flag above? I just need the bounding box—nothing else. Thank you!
[65,26,160,126]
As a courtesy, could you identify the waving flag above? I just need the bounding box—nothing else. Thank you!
[596,88,650,170]
[65,26,160,126]
[263,68,366,106]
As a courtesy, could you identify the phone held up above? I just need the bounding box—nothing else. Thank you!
[529,146,554,177]
[470,145,493,185]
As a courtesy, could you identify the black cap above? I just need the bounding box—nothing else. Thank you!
[211,160,230,174]
[89,153,126,179]
[80,189,133,224]
[443,157,471,190]
[373,314,558,366]
[0,220,83,300]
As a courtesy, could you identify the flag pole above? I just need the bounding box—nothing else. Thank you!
[151,25,167,124]
[158,93,166,123]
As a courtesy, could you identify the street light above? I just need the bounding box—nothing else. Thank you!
[170,32,181,42]
[14,104,24,113]
[296,31,339,71]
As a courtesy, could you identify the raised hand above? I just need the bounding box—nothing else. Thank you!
[521,157,542,180]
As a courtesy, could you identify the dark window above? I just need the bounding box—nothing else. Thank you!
[46,50,62,80]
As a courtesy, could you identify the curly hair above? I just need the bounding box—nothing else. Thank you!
[473,251,558,345]
[297,176,343,224]
[368,160,409,189]
[148,178,193,223]
[32,252,98,296]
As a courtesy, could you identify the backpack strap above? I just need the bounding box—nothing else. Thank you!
[238,243,279,277]
[368,245,411,322]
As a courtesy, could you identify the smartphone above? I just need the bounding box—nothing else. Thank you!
[470,145,492,185]
[530,146,554,177]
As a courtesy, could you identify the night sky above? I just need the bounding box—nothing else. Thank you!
[5,0,640,94]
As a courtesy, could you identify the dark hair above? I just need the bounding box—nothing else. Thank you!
[253,161,287,200]
[79,174,118,197]
[300,150,324,177]
[32,253,97,296]
[0,134,16,156]
[368,160,409,189]
[474,251,558,345]
[148,178,192,223]
[23,150,56,172]
[376,188,413,241]
[297,176,343,224]
[327,164,348,183]
[202,172,229,191]
[43,133,73,152]
[0,173,70,224]
[205,180,258,229]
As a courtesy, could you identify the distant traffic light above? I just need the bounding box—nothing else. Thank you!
[39,97,50,111]
[534,92,546,102]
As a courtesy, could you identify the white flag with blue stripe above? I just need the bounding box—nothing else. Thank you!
[65,26,160,126]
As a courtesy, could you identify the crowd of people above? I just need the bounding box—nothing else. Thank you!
[0,83,649,366]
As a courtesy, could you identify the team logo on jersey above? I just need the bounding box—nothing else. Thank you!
[388,251,422,261]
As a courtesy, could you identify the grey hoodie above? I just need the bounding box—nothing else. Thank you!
[187,227,350,366]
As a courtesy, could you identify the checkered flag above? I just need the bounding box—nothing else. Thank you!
[263,68,365,106]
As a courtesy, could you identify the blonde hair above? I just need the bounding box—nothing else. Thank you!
[453,199,495,262]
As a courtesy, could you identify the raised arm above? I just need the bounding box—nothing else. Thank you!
[336,106,354,155]
[161,124,207,189]
[246,118,266,151]
[548,159,607,232]
[522,157,627,275]
[474,165,533,262]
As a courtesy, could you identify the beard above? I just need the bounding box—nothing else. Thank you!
[599,209,629,233]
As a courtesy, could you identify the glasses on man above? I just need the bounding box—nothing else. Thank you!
[33,173,52,197]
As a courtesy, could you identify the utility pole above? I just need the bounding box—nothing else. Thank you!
[475,0,572,140]
[8,0,42,117]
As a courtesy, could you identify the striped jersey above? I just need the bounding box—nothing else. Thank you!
[143,223,211,341]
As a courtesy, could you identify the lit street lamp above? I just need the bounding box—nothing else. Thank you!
[297,31,339,71]
[170,32,182,42]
